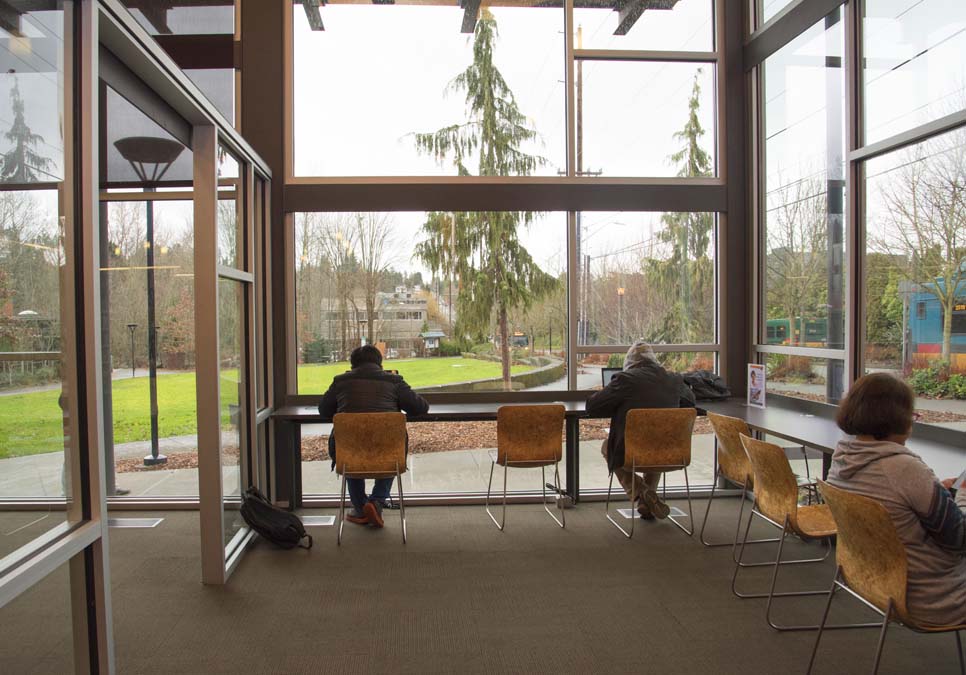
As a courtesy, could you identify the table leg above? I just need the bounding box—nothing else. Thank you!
[566,417,580,504]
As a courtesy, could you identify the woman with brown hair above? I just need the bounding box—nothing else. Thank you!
[828,372,966,626]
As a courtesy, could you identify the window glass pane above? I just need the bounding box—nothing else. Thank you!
[219,277,246,550]
[217,146,243,269]
[863,0,966,145]
[576,351,717,494]
[763,354,845,405]
[0,5,78,549]
[293,3,564,176]
[122,1,235,35]
[577,212,716,346]
[573,0,713,51]
[864,126,966,431]
[295,211,567,394]
[0,562,73,674]
[579,61,716,177]
[762,11,846,350]
[760,0,797,24]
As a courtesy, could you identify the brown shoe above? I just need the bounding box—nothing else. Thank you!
[346,509,369,526]
[636,503,656,520]
[364,501,384,528]
[640,489,670,520]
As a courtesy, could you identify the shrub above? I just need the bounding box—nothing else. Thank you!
[438,340,461,357]
[768,355,820,383]
[908,363,953,398]
[607,353,624,368]
[303,337,330,364]
[947,373,966,400]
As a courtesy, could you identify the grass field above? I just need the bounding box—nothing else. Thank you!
[0,357,534,459]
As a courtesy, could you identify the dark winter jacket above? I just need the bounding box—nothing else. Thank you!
[319,363,429,467]
[586,360,695,472]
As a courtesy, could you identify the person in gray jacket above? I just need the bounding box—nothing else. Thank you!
[829,372,966,627]
[586,340,695,519]
[320,345,429,528]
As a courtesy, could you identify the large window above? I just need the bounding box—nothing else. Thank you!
[576,212,716,346]
[862,0,966,145]
[761,11,845,352]
[294,211,568,395]
[293,2,565,176]
[573,0,714,51]
[864,127,966,430]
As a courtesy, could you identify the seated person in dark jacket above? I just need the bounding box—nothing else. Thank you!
[586,339,695,519]
[319,345,429,528]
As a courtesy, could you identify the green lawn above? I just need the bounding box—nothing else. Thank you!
[296,357,533,393]
[0,357,534,459]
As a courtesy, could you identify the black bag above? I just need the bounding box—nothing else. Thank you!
[682,369,731,401]
[240,487,313,550]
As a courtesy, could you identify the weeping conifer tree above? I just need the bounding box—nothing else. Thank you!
[1,78,54,184]
[413,10,556,389]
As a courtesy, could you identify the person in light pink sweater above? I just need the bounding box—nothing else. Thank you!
[828,373,966,627]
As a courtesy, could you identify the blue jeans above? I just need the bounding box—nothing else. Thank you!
[347,477,394,513]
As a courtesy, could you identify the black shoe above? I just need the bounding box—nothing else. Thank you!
[640,489,670,520]
[637,504,656,520]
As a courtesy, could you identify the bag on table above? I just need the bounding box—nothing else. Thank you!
[682,369,732,401]
[240,487,313,550]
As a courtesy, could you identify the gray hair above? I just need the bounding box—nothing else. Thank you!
[623,339,657,370]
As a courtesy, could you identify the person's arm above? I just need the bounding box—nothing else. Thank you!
[677,377,696,408]
[586,377,625,417]
[319,383,338,420]
[396,380,429,416]
[898,460,966,554]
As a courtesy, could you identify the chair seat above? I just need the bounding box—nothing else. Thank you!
[794,504,836,538]
[489,449,559,468]
[337,467,408,478]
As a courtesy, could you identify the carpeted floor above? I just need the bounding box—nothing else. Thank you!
[1,500,959,674]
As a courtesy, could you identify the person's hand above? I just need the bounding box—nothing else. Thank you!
[942,477,957,490]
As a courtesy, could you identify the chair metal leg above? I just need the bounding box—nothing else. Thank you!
[666,467,694,536]
[871,602,893,675]
[396,463,406,544]
[807,568,842,674]
[337,471,347,546]
[485,459,507,531]
[541,464,565,528]
[956,630,964,675]
[605,471,632,538]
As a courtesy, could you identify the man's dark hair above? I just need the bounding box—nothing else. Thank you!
[350,344,383,369]
[836,373,914,440]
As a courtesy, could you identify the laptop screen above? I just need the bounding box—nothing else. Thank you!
[601,368,622,387]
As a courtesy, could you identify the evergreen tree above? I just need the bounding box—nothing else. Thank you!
[0,78,54,183]
[413,10,556,389]
[648,71,714,343]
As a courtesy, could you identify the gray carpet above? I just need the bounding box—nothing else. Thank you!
[0,500,957,674]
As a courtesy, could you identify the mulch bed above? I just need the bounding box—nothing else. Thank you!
[114,417,713,472]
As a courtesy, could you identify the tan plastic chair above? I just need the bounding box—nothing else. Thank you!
[333,412,408,545]
[809,481,966,674]
[701,413,818,555]
[605,408,696,539]
[731,434,867,632]
[486,404,566,530]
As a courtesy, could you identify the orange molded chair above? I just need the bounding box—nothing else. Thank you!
[605,408,696,539]
[486,405,566,531]
[333,412,408,545]
[809,481,966,674]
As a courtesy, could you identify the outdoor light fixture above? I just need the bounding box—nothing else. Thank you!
[115,136,184,467]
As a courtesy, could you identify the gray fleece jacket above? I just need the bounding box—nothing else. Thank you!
[827,439,966,627]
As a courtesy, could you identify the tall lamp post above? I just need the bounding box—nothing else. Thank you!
[115,136,184,467]
[617,287,625,344]
[126,323,138,377]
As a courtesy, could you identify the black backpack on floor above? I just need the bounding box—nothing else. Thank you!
[240,487,313,550]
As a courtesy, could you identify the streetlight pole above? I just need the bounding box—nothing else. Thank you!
[127,323,137,377]
[617,287,625,344]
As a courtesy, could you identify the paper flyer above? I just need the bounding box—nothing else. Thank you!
[747,363,765,408]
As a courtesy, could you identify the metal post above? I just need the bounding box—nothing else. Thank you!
[144,199,166,466]
[126,323,137,377]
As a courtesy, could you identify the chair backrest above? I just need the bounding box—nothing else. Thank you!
[739,434,799,526]
[707,412,754,487]
[624,408,696,469]
[333,412,408,476]
[818,480,909,621]
[496,405,565,465]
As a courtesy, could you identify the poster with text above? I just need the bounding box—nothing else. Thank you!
[747,364,765,408]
